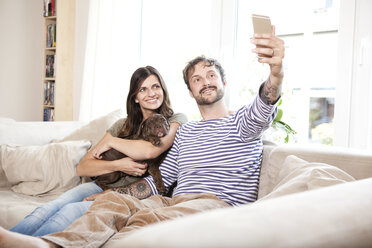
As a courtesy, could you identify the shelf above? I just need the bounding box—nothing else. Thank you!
[43,105,55,108]
[42,0,75,121]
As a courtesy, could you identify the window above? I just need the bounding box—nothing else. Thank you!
[137,0,340,144]
[233,0,340,144]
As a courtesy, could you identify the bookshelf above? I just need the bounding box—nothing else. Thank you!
[42,0,75,121]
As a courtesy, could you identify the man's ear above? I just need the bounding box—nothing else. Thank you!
[223,79,227,87]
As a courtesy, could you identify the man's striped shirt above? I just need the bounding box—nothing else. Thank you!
[145,94,277,206]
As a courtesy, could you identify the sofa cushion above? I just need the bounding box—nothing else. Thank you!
[0,140,91,195]
[0,189,58,229]
[258,143,276,198]
[55,109,123,148]
[258,155,355,201]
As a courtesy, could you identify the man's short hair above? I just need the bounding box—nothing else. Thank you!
[183,56,225,90]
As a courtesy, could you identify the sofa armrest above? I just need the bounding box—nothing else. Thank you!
[259,143,372,198]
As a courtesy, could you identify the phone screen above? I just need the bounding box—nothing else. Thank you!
[252,14,272,34]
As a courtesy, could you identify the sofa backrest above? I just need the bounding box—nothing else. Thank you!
[0,120,86,146]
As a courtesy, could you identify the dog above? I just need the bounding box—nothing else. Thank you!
[93,114,170,194]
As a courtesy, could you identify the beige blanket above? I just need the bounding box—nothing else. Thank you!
[43,192,229,248]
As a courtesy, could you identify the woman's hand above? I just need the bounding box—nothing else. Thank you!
[115,157,148,177]
[83,189,112,201]
[91,132,114,159]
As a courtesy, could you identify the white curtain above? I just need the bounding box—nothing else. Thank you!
[78,0,142,121]
[77,0,229,121]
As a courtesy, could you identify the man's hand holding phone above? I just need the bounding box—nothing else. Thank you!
[251,14,278,59]
[251,14,285,97]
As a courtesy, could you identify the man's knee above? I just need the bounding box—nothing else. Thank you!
[90,191,141,214]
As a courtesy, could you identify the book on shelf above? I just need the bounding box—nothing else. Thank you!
[53,22,56,47]
[46,23,56,48]
[53,55,56,78]
[44,81,55,105]
[43,108,55,121]
[43,81,50,105]
[45,54,55,78]
[50,82,55,105]
[43,0,57,17]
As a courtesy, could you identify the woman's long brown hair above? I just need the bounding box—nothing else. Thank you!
[119,66,173,138]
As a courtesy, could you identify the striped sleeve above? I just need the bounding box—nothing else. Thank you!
[239,90,278,141]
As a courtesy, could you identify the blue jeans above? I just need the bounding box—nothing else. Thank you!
[10,181,102,236]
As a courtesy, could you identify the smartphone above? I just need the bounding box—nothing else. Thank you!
[252,14,272,34]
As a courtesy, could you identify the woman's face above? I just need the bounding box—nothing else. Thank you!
[135,74,164,118]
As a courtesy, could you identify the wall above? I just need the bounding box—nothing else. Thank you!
[73,0,90,121]
[0,0,43,121]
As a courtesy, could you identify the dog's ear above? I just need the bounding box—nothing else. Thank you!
[134,121,146,138]
[140,122,146,131]
[140,119,153,138]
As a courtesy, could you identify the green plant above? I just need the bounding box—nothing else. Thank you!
[271,99,296,143]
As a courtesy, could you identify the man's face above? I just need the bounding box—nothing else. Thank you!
[188,62,226,106]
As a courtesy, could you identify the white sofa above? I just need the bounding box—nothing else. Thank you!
[1,112,372,248]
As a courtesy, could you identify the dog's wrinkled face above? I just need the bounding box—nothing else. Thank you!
[141,114,170,138]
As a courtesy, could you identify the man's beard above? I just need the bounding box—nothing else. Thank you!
[194,86,225,105]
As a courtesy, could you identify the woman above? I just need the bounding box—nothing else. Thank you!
[10,66,187,236]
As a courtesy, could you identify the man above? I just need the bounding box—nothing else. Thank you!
[0,29,284,248]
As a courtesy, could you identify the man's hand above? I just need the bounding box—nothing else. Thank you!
[251,25,285,104]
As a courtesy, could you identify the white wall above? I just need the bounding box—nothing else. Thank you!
[0,0,43,121]
[73,0,90,121]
